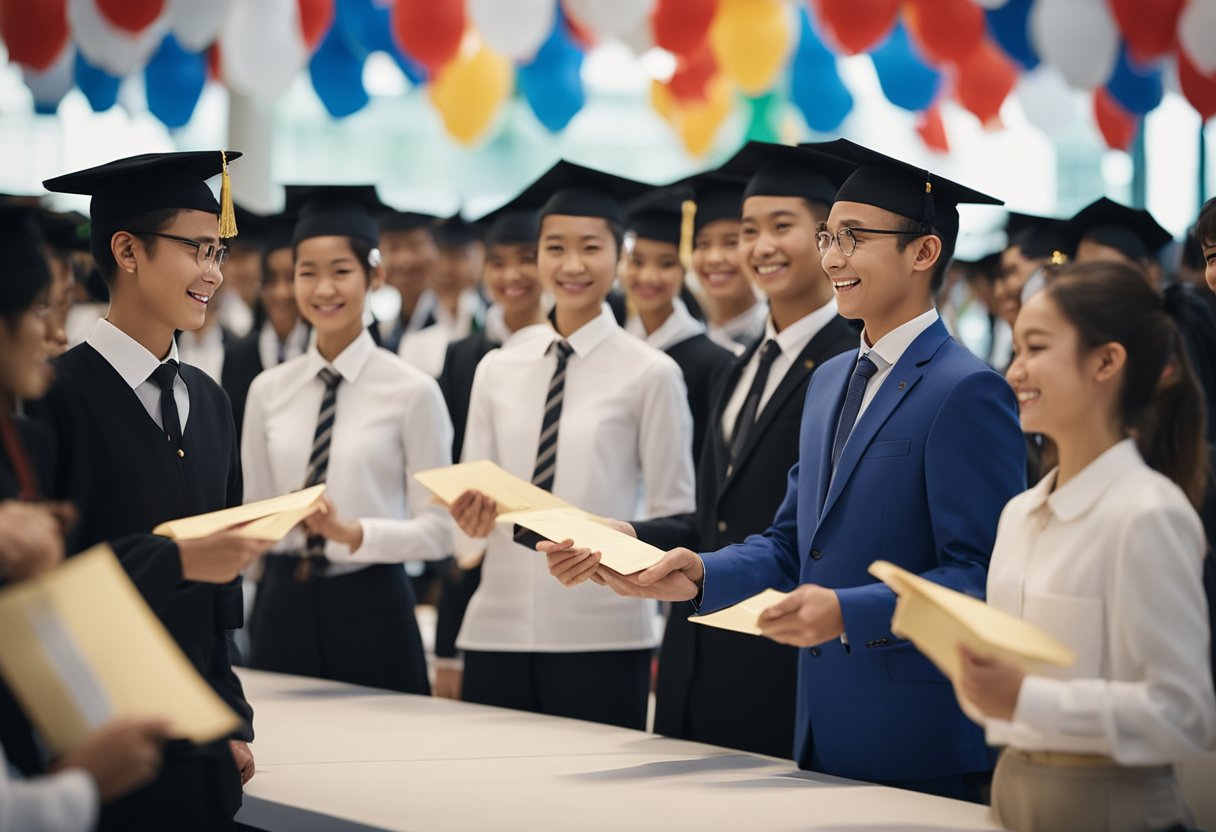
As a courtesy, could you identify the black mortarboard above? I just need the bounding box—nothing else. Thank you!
[35,210,91,254]
[1062,197,1172,262]
[718,141,848,207]
[511,161,651,228]
[377,209,437,234]
[260,212,297,254]
[42,151,241,257]
[286,185,383,246]
[231,204,272,250]
[475,192,540,246]
[1005,211,1068,262]
[625,190,685,248]
[1,207,52,317]
[434,213,484,248]
[679,172,746,235]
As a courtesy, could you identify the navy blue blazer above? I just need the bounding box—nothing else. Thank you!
[699,317,1026,782]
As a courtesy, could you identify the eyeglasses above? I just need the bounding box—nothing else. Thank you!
[816,226,926,258]
[132,231,229,273]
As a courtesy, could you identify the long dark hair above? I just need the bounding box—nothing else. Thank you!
[1045,261,1208,506]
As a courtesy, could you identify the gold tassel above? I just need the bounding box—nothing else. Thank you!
[218,150,238,239]
[679,198,697,271]
[1050,249,1068,266]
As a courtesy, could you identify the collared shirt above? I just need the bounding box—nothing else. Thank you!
[87,318,189,431]
[0,749,97,832]
[217,292,253,339]
[399,290,489,377]
[707,298,767,356]
[176,324,226,383]
[855,308,939,421]
[624,298,706,352]
[982,439,1216,764]
[242,329,454,577]
[455,306,696,651]
[720,298,838,441]
[256,320,310,371]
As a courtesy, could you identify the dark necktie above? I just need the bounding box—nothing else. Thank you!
[830,353,879,471]
[298,367,341,581]
[149,360,184,458]
[728,339,780,461]
[513,340,573,546]
[0,409,38,499]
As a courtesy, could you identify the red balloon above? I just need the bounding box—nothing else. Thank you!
[1109,0,1184,64]
[207,41,222,83]
[561,3,597,49]
[904,0,984,66]
[96,0,164,34]
[953,39,1016,125]
[391,0,465,74]
[812,0,900,56]
[668,43,717,103]
[1179,51,1216,121]
[1,0,70,70]
[652,0,718,59]
[298,0,335,52]
[1094,88,1139,151]
[916,104,949,153]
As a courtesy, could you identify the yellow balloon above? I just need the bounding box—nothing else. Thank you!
[675,74,733,157]
[429,37,514,147]
[650,78,676,124]
[709,0,791,96]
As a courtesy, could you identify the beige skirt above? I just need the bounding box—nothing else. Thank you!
[991,748,1194,832]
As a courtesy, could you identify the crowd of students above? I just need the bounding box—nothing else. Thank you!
[1,137,1215,832]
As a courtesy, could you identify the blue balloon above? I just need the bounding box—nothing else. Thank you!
[519,13,585,133]
[310,24,370,118]
[333,0,426,85]
[74,50,120,112]
[145,34,206,130]
[869,21,941,113]
[1106,43,1163,115]
[986,0,1039,70]
[789,6,852,133]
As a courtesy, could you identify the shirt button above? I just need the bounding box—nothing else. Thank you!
[810,549,823,560]
[717,520,728,533]
[809,647,821,657]
[726,464,734,477]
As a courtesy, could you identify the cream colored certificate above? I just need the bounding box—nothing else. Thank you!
[688,589,792,636]
[152,484,327,541]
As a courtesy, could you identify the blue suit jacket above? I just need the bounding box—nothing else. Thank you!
[699,318,1026,782]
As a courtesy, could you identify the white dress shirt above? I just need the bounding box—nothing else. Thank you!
[399,290,488,377]
[217,292,254,338]
[625,298,706,352]
[0,754,96,832]
[241,329,454,576]
[176,324,226,383]
[720,298,838,441]
[456,307,696,652]
[982,439,1216,764]
[256,320,310,370]
[854,307,939,421]
[87,318,190,431]
[707,298,767,355]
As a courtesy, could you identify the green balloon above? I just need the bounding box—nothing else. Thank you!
[745,92,784,143]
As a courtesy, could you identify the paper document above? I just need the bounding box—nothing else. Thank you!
[414,460,571,514]
[688,589,792,636]
[505,507,666,576]
[0,546,241,755]
[153,484,327,541]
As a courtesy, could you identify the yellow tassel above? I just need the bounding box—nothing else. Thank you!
[679,198,697,271]
[218,150,238,239]
[1050,249,1068,266]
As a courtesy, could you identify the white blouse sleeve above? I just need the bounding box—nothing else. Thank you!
[239,375,277,505]
[448,354,499,563]
[0,757,97,832]
[635,356,696,521]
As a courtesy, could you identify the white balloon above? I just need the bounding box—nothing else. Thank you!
[221,0,307,101]
[1015,64,1078,137]
[469,0,554,61]
[1030,0,1118,90]
[69,0,167,76]
[23,45,76,110]
[563,0,656,40]
[1179,0,1216,75]
[972,0,1010,8]
[617,15,654,56]
[169,0,232,53]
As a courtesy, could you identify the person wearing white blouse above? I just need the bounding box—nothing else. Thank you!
[958,261,1216,831]
[241,186,453,695]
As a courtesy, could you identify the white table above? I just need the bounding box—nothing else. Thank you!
[234,669,998,831]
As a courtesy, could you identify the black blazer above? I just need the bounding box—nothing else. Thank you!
[221,330,263,444]
[665,333,735,473]
[633,315,857,759]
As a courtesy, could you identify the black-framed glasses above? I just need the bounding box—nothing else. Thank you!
[816,226,926,257]
[131,231,229,272]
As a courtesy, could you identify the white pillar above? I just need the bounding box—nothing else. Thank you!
[227,91,278,212]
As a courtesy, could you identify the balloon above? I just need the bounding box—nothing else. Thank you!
[468,0,554,61]
[74,49,121,111]
[96,0,163,34]
[1031,0,1119,90]
[1094,88,1139,150]
[1180,0,1216,75]
[563,9,596,48]
[709,0,791,96]
[70,0,169,75]
[668,43,716,102]
[298,0,335,52]
[744,90,783,142]
[22,45,75,114]
[985,0,1038,69]
[812,0,899,55]
[429,39,513,145]
[309,21,368,117]
[145,33,206,128]
[953,38,1017,124]
[333,0,426,84]
[869,20,942,112]
[2,0,71,71]
[789,5,852,132]
[1108,0,1182,63]
[221,0,308,99]
[1015,63,1078,136]
[392,0,465,74]
[518,12,585,132]
[206,41,221,80]
[673,73,732,156]
[652,0,718,59]
[1179,51,1216,120]
[904,0,985,66]
[562,0,656,40]
[617,14,655,55]
[651,78,676,123]
[916,104,949,152]
[167,0,230,52]
[1104,43,1163,115]
[973,0,1009,7]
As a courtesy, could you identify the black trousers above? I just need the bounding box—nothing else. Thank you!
[99,740,241,832]
[462,649,651,730]
[251,558,430,695]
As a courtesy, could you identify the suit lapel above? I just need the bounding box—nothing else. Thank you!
[710,342,755,487]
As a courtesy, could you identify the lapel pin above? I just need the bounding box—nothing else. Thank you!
[898,381,906,391]
[804,359,815,370]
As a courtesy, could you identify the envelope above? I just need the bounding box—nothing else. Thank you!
[502,507,667,576]
[153,484,327,541]
[688,589,792,636]
[413,460,570,515]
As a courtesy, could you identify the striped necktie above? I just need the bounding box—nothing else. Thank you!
[297,366,341,581]
[531,339,574,492]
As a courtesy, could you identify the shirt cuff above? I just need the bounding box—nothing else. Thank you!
[1012,674,1066,734]
[54,768,101,832]
[434,655,464,671]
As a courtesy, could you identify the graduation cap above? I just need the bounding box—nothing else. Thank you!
[259,212,297,254]
[42,151,242,258]
[377,209,436,234]
[230,204,273,250]
[625,189,685,248]
[679,172,746,236]
[0,206,52,317]
[433,212,484,248]
[34,210,91,254]
[285,185,382,246]
[1005,211,1068,264]
[475,200,539,247]
[1061,197,1172,262]
[511,160,651,228]
[719,141,849,206]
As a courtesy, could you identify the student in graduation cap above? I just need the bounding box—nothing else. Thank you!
[35,151,268,831]
[547,144,856,758]
[377,209,440,353]
[1199,197,1216,294]
[211,204,266,339]
[447,161,695,729]
[240,185,453,695]
[993,212,1067,335]
[32,209,91,359]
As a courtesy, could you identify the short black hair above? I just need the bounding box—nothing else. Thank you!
[890,214,952,292]
[92,206,188,283]
[1197,197,1216,248]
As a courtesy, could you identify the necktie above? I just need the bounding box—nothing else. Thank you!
[149,360,183,457]
[728,339,780,461]
[513,340,573,546]
[830,354,879,472]
[298,367,342,581]
[0,409,38,499]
